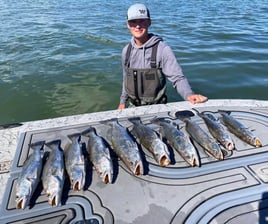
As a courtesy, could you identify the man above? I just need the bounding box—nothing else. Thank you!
[118,3,207,109]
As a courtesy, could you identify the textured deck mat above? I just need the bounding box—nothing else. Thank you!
[0,106,268,224]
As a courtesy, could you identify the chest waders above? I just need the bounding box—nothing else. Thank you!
[124,42,167,107]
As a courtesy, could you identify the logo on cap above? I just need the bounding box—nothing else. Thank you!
[139,9,146,14]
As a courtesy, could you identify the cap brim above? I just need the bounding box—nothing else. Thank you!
[127,16,150,21]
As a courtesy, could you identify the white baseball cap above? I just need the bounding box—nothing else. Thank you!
[127,3,150,21]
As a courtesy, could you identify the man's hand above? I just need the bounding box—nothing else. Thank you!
[187,94,208,104]
[118,104,126,109]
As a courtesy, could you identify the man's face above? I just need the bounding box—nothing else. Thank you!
[127,19,151,41]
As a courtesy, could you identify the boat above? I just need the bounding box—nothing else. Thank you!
[0,99,267,224]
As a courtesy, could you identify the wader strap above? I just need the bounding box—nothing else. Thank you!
[124,43,132,67]
[150,42,159,68]
[133,70,141,105]
[124,41,160,68]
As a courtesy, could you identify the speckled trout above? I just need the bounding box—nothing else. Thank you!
[128,117,170,167]
[64,133,85,191]
[194,109,235,150]
[15,141,45,209]
[151,117,200,167]
[42,140,65,206]
[218,110,262,147]
[82,127,113,184]
[177,115,224,160]
[102,118,143,175]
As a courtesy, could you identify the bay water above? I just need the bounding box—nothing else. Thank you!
[0,0,267,124]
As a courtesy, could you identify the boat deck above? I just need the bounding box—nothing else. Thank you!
[0,99,268,224]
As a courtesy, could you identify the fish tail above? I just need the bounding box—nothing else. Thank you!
[29,141,45,150]
[45,139,61,149]
[81,126,96,136]
[150,116,160,124]
[67,132,81,142]
[150,116,170,124]
[191,108,201,116]
[218,110,231,115]
[128,116,141,124]
[174,110,195,121]
[204,112,218,121]
[99,118,118,126]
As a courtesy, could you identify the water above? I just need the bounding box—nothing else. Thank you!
[0,0,267,124]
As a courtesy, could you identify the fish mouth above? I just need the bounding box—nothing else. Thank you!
[48,193,60,206]
[191,157,200,167]
[226,142,235,150]
[73,180,83,191]
[97,170,112,184]
[16,196,28,209]
[159,155,170,167]
[254,138,262,147]
[134,163,143,175]
[103,173,112,184]
[217,151,224,160]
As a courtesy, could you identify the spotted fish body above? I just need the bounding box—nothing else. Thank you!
[82,127,113,184]
[64,133,85,191]
[151,118,200,167]
[42,140,65,206]
[104,118,143,175]
[129,117,170,167]
[197,112,235,150]
[15,141,45,209]
[183,117,223,160]
[219,110,262,147]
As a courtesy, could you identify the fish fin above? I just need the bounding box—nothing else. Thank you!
[33,166,40,179]
[128,117,142,138]
[51,168,58,176]
[26,176,34,184]
[157,126,164,140]
[176,123,183,130]
[129,127,138,139]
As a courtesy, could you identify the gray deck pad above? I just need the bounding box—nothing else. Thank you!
[0,106,268,224]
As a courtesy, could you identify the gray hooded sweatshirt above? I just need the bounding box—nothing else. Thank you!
[119,34,194,105]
